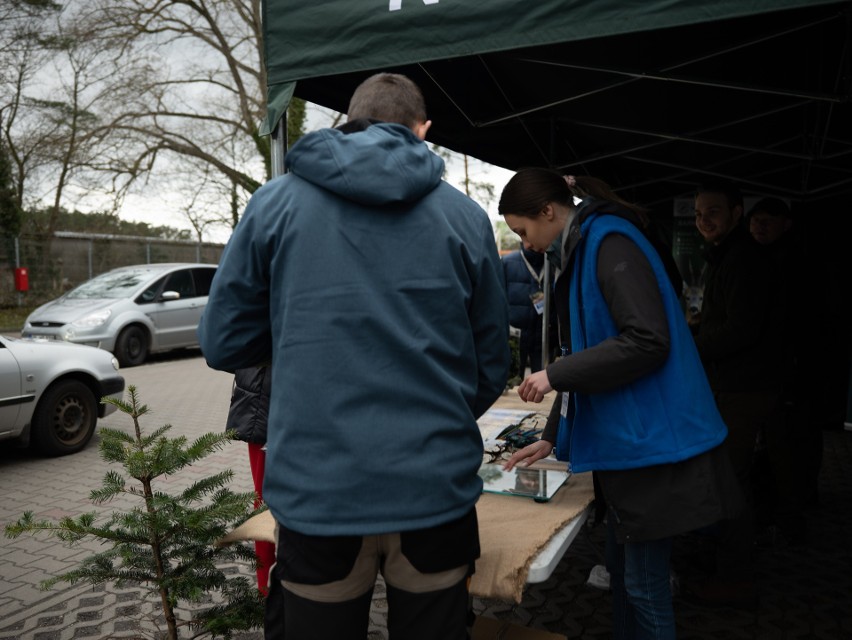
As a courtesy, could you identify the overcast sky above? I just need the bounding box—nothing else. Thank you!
[121,103,515,244]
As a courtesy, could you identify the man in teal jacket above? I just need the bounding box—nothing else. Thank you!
[198,73,509,639]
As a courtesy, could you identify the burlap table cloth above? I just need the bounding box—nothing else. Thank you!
[470,471,594,602]
[220,471,594,604]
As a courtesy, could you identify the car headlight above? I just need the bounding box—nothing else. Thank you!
[111,356,120,371]
[72,309,112,329]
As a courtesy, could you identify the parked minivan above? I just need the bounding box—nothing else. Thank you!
[22,263,217,366]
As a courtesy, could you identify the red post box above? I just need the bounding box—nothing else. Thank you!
[14,267,29,292]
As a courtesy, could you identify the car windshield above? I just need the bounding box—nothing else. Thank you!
[66,269,159,300]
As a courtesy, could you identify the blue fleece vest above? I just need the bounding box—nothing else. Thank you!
[556,214,727,472]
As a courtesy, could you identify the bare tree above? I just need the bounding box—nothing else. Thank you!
[431,144,497,214]
[3,1,309,240]
[6,0,502,245]
[73,0,306,231]
[1,0,61,216]
[0,1,62,52]
[2,6,159,239]
[0,140,22,239]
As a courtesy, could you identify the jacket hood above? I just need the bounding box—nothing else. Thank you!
[284,122,445,206]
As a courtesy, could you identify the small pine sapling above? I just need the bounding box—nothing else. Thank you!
[5,385,265,639]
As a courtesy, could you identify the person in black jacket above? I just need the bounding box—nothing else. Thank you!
[748,197,826,545]
[225,366,275,595]
[688,182,782,607]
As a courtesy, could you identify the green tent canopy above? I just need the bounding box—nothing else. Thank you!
[262,0,851,204]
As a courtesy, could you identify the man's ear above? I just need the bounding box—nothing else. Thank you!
[413,119,432,140]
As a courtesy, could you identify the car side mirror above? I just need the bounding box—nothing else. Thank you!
[160,291,180,301]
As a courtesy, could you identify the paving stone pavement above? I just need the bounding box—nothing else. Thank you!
[0,351,393,639]
[1,350,850,638]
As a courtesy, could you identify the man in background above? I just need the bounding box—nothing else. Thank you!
[687,182,781,607]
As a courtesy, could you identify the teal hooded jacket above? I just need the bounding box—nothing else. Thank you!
[198,122,509,536]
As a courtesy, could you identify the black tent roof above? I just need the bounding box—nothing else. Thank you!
[279,2,851,209]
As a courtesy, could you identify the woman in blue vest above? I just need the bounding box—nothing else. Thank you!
[498,168,740,639]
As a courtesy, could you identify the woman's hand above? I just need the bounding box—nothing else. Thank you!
[503,439,554,471]
[517,370,553,403]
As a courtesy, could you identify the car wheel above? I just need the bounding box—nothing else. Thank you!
[116,325,149,367]
[31,379,98,456]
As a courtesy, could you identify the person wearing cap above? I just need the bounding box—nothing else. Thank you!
[748,196,792,246]
[747,197,821,546]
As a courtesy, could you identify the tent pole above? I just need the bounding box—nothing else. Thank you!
[271,112,288,178]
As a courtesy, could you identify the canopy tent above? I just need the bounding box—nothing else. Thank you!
[262,0,851,208]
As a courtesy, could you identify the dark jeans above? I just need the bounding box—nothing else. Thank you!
[518,328,544,373]
[605,516,675,640]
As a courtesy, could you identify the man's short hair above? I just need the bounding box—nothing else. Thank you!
[346,73,427,129]
[695,180,744,209]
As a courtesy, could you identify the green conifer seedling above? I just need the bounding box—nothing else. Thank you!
[5,385,265,639]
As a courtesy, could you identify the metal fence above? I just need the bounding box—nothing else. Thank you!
[1,232,225,308]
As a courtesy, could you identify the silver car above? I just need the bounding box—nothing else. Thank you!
[22,263,217,367]
[0,335,124,456]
